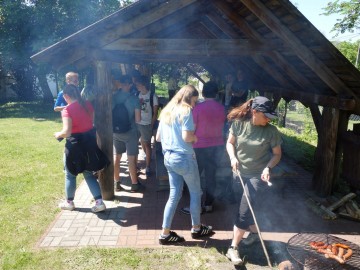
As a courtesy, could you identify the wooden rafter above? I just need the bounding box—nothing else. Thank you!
[241,0,357,100]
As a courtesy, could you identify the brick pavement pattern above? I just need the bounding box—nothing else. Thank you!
[38,147,360,251]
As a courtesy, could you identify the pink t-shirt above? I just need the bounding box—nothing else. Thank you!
[193,99,226,148]
[62,101,94,134]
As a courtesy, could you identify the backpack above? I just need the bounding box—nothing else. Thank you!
[112,98,131,133]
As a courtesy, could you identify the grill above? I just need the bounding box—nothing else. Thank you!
[287,233,360,270]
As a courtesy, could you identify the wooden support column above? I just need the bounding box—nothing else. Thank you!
[312,107,340,196]
[333,111,349,189]
[94,61,114,200]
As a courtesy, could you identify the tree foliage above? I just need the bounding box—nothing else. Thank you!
[323,0,360,35]
[0,0,121,101]
[333,40,360,68]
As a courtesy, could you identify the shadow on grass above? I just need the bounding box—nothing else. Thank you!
[0,100,61,121]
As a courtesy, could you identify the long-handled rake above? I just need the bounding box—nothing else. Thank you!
[235,169,273,268]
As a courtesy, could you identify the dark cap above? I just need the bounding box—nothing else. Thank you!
[252,96,277,119]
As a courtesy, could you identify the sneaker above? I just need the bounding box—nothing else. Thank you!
[91,201,106,213]
[130,182,143,192]
[242,232,260,245]
[145,167,151,176]
[226,246,243,265]
[191,224,215,239]
[114,181,124,192]
[59,200,75,211]
[159,231,185,245]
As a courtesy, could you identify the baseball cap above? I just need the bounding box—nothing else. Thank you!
[251,96,277,119]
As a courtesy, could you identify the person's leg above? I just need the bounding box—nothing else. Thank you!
[64,154,76,201]
[125,130,140,186]
[161,151,184,235]
[114,153,122,182]
[127,155,139,184]
[180,154,202,228]
[83,170,102,200]
[203,146,219,207]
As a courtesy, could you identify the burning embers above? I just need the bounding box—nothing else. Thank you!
[309,241,353,264]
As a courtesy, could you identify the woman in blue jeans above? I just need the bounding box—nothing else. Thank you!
[156,85,215,245]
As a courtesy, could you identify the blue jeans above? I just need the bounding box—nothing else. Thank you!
[63,155,102,201]
[162,151,202,229]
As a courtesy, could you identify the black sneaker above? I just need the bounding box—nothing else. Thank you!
[130,182,143,192]
[191,225,215,239]
[114,181,124,192]
[159,231,185,245]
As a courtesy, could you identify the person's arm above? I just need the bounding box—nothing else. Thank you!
[261,145,282,181]
[226,133,239,172]
[182,130,197,144]
[151,105,159,127]
[54,117,72,139]
[135,108,141,123]
[156,126,161,142]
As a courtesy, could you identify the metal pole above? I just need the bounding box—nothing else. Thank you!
[236,170,273,268]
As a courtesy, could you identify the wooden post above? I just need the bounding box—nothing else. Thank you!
[93,61,114,200]
[312,107,339,196]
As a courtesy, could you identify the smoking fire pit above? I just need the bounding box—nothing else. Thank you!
[287,232,360,270]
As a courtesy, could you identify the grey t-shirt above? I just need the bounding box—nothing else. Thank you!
[230,119,282,176]
[112,90,140,131]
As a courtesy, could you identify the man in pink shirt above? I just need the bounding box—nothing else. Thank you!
[181,81,226,214]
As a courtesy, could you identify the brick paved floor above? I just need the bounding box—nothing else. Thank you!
[37,147,360,263]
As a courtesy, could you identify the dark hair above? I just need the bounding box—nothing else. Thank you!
[118,75,132,84]
[136,75,149,87]
[202,81,218,98]
[63,84,89,113]
[131,69,141,79]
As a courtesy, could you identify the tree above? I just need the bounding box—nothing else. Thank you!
[333,40,360,69]
[323,0,360,35]
[0,0,121,101]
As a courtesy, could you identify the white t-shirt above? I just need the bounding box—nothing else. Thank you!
[138,91,159,125]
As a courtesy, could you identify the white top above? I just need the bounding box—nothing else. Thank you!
[138,91,159,125]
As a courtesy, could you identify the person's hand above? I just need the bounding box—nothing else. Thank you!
[54,132,63,140]
[230,157,239,172]
[192,135,198,144]
[261,167,271,182]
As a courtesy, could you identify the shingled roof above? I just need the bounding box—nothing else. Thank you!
[31,0,360,114]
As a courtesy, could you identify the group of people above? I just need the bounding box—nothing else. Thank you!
[53,69,283,266]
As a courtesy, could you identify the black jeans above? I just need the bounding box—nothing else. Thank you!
[194,145,223,206]
[233,175,265,230]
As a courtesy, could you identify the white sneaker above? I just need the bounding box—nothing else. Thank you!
[59,200,75,211]
[242,232,260,245]
[226,246,243,265]
[91,201,106,213]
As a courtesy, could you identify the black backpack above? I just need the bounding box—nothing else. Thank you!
[112,98,131,133]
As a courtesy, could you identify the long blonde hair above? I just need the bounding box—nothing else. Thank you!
[160,85,199,125]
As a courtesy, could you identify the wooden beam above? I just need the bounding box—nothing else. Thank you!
[212,0,319,92]
[103,38,282,54]
[262,86,356,111]
[184,64,206,84]
[241,0,357,99]
[93,61,114,200]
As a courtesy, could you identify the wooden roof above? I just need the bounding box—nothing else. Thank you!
[31,0,360,114]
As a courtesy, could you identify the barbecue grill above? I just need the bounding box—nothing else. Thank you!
[287,233,360,270]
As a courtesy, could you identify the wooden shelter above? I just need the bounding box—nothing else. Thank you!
[31,0,360,199]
